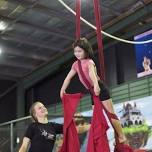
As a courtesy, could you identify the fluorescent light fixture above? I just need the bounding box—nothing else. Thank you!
[0,48,2,54]
[0,21,8,31]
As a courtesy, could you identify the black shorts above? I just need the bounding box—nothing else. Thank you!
[90,80,110,105]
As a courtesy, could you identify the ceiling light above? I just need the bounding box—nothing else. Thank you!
[0,21,8,31]
[0,48,2,54]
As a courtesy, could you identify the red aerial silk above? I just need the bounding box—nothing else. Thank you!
[75,0,81,39]
[93,0,105,81]
[86,95,110,152]
[114,143,134,152]
[59,93,110,152]
[134,150,146,152]
[59,93,82,152]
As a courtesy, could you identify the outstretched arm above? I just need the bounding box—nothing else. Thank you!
[18,137,30,152]
[60,69,76,98]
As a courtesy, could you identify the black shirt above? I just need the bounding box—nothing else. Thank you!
[25,122,63,152]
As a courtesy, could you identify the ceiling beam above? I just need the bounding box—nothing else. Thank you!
[0,15,74,41]
[0,33,63,51]
[2,45,49,61]
[101,4,121,16]
[103,1,152,37]
[7,0,74,23]
[34,3,75,23]
[0,57,35,70]
[21,2,152,89]
[0,74,18,82]
[0,65,30,77]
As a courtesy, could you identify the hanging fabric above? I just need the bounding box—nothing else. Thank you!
[86,95,110,152]
[76,0,81,39]
[59,93,82,152]
[59,93,110,152]
[93,0,105,81]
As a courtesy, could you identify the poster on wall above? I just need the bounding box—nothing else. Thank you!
[134,29,152,78]
[51,96,152,152]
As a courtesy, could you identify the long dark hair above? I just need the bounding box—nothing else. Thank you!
[72,37,94,59]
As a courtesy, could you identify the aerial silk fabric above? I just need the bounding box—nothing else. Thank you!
[114,143,134,152]
[75,0,81,39]
[93,0,105,80]
[59,93,82,152]
[86,95,110,152]
[59,93,110,152]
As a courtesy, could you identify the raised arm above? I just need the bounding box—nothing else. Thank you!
[18,137,30,152]
[60,69,76,98]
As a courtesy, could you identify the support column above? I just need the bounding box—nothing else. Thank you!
[16,82,26,151]
[17,82,25,118]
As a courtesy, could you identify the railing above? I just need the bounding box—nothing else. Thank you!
[111,76,152,103]
[47,76,152,115]
[0,116,31,152]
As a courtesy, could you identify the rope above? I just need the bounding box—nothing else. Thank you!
[57,0,152,44]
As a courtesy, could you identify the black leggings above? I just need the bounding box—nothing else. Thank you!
[90,80,110,105]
